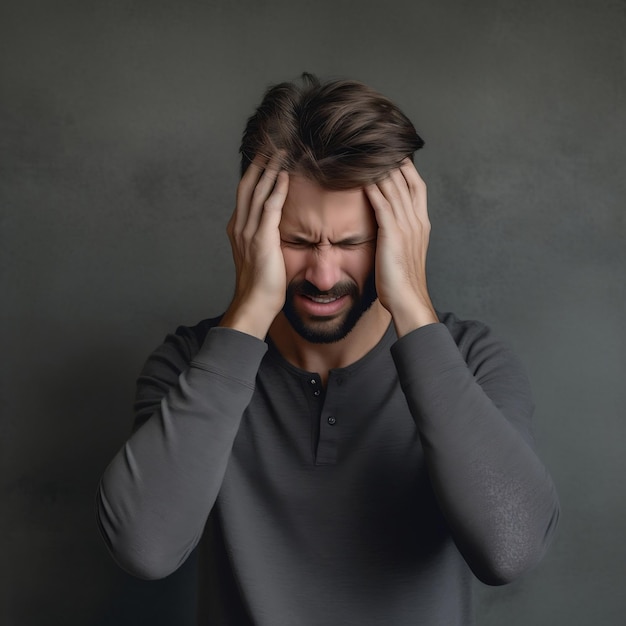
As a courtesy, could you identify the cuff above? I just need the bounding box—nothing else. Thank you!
[191,327,268,388]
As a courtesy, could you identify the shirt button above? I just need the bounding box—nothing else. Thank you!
[313,390,321,397]
[310,379,317,385]
[327,416,336,426]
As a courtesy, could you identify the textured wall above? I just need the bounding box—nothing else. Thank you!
[1,1,625,624]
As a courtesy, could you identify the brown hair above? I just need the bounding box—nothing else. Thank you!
[239,73,424,190]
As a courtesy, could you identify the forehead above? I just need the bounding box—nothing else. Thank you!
[280,175,376,236]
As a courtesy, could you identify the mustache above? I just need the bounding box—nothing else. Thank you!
[289,280,358,299]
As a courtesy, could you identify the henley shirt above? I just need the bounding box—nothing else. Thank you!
[97,312,559,625]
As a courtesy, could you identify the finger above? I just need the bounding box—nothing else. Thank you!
[375,170,413,229]
[257,170,289,235]
[390,168,416,225]
[364,183,396,232]
[251,152,284,205]
[233,154,269,233]
[399,159,429,223]
[244,152,285,237]
[399,157,425,190]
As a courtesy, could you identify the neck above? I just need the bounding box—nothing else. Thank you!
[268,300,392,385]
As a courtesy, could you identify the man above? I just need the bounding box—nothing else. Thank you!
[97,74,559,625]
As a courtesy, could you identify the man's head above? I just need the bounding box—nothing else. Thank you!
[240,74,424,343]
[239,73,424,189]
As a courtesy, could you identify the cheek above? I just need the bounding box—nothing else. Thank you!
[280,249,307,279]
[343,250,375,282]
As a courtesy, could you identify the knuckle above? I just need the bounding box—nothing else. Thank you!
[408,182,424,198]
[251,186,264,204]
[375,197,392,212]
[241,225,256,241]
[264,196,281,212]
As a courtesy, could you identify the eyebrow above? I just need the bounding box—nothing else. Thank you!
[281,234,376,245]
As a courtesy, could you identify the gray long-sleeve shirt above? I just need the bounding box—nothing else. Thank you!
[97,312,559,625]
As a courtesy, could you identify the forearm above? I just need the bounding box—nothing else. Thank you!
[391,323,559,585]
[96,327,267,580]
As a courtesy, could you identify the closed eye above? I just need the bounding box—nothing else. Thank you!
[280,239,313,249]
[280,237,376,250]
[335,238,376,250]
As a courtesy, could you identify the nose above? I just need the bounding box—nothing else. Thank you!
[304,245,342,293]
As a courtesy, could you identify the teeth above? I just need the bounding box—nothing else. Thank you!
[308,295,338,304]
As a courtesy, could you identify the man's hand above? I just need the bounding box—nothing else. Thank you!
[365,159,438,337]
[220,154,289,339]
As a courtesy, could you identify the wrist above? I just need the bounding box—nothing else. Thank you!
[219,300,278,340]
[389,297,439,338]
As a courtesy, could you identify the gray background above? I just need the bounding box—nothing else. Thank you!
[1,0,624,624]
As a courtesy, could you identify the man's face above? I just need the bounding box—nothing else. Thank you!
[279,175,378,344]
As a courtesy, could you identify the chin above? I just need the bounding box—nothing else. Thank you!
[286,301,378,345]
[294,322,355,345]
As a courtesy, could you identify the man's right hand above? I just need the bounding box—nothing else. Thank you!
[219,154,290,339]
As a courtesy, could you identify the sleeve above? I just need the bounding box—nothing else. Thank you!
[96,325,268,580]
[390,321,560,586]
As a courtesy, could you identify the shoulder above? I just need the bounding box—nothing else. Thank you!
[154,315,224,364]
[176,315,224,348]
[437,311,524,380]
[437,310,493,350]
[132,315,224,431]
[438,310,535,440]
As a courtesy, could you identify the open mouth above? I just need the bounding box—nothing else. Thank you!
[297,293,349,316]
[305,295,340,304]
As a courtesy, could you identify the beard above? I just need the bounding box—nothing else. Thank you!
[281,271,378,344]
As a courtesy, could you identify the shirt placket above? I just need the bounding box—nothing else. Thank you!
[311,372,346,466]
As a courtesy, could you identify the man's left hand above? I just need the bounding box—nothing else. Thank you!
[365,159,439,337]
